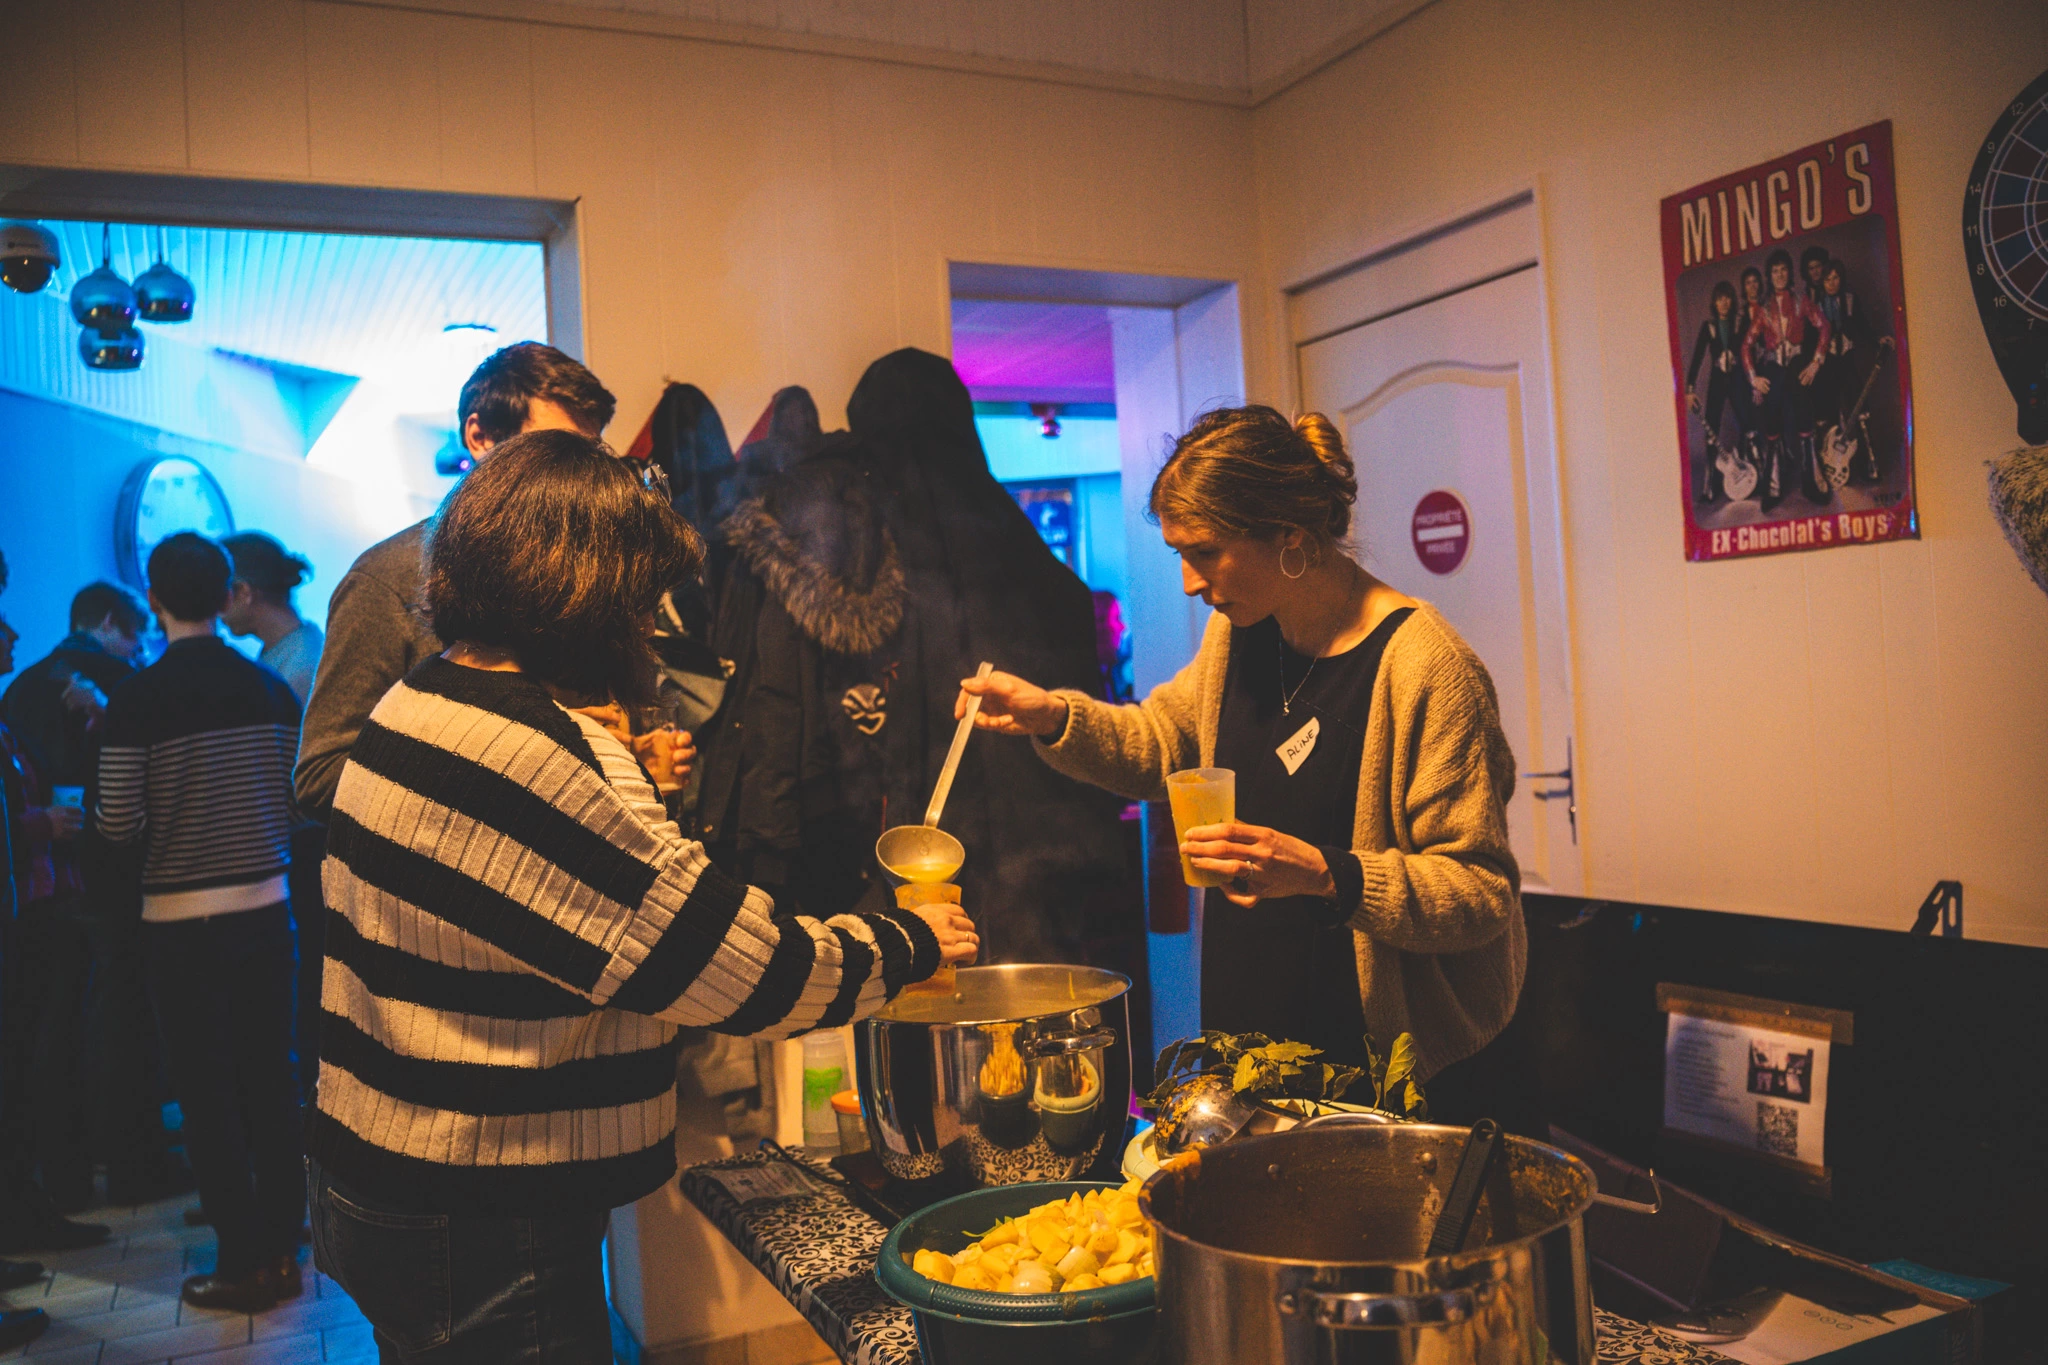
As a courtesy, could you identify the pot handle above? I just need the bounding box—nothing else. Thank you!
[1026,1028,1116,1058]
[1278,1286,1479,1330]
[1590,1169,1663,1216]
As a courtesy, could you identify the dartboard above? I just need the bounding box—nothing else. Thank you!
[1965,67,2048,442]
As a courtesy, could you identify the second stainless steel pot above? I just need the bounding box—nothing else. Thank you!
[1142,1123,1600,1365]
[854,964,1131,1187]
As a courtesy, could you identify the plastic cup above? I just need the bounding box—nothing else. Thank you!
[1166,768,1236,889]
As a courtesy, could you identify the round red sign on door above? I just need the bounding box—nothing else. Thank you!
[1411,490,1472,575]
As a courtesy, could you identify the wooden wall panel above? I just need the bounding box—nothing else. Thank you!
[183,0,310,176]
[72,0,189,169]
[306,3,440,186]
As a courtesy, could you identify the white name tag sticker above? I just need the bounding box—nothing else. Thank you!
[1277,715,1319,775]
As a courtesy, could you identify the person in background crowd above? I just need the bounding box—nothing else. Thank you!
[0,581,184,1213]
[0,555,56,1351]
[306,431,976,1363]
[221,533,323,705]
[97,534,305,1313]
[294,342,618,822]
[221,532,327,1095]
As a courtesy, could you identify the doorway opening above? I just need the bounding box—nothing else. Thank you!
[0,168,574,666]
[947,260,1246,1059]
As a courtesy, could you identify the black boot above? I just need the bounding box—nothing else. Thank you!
[1697,434,1723,503]
[0,1258,44,1291]
[1759,437,1786,513]
[0,1309,46,1351]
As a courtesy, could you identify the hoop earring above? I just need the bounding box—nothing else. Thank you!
[1280,544,1308,580]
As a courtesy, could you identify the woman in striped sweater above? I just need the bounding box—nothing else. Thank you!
[308,430,977,1363]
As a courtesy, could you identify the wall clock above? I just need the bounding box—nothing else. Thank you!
[114,456,235,589]
[1963,67,2048,443]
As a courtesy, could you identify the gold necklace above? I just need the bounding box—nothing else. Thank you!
[1279,636,1319,715]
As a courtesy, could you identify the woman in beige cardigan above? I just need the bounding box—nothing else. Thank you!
[961,406,1534,1127]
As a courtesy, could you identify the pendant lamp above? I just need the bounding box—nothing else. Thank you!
[69,224,137,334]
[81,324,144,371]
[134,226,194,322]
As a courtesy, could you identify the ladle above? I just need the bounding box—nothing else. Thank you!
[874,661,993,884]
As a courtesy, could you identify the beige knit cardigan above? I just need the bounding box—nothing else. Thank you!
[1037,603,1524,1079]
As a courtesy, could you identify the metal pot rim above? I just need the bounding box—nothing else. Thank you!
[870,964,1133,1029]
[1138,1125,1597,1271]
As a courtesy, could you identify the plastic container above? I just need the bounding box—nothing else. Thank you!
[802,1031,847,1152]
[874,1182,1156,1365]
[830,1090,869,1154]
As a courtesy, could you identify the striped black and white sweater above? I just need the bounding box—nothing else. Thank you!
[306,657,939,1215]
[96,637,303,921]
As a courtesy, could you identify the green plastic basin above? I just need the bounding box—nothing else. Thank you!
[874,1181,1157,1365]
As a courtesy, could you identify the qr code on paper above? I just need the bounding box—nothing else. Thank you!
[1756,1101,1799,1157]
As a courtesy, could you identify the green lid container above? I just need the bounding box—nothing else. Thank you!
[874,1181,1157,1365]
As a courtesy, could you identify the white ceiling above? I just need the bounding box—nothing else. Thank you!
[540,0,1424,94]
[35,220,547,384]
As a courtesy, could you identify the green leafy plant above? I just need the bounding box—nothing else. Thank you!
[1145,1029,1427,1119]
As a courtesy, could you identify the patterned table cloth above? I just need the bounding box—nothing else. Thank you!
[680,1148,1733,1365]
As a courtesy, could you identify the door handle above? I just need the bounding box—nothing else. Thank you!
[1520,736,1576,844]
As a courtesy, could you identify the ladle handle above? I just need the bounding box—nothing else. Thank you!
[926,661,993,828]
[1425,1117,1502,1258]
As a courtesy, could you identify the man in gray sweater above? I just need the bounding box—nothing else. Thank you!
[293,343,618,820]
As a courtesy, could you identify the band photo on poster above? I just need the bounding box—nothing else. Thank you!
[1662,121,1919,561]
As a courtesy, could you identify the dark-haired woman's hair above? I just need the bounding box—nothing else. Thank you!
[148,532,232,622]
[1148,405,1358,547]
[425,429,703,706]
[457,342,618,448]
[222,532,312,605]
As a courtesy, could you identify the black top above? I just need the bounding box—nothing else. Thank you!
[1202,606,1414,1067]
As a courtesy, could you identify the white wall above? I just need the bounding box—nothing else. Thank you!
[1251,0,2048,947]
[0,389,430,661]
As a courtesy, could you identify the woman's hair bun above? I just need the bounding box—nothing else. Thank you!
[1149,405,1360,545]
[1293,412,1357,508]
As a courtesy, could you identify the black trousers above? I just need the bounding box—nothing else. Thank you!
[9,894,96,1205]
[310,1160,612,1364]
[143,904,303,1277]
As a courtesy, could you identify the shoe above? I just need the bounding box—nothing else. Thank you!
[0,1259,44,1291]
[181,1268,280,1314]
[0,1308,46,1351]
[0,1215,111,1254]
[274,1255,304,1301]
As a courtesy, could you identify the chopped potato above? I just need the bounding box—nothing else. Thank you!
[912,1180,1154,1296]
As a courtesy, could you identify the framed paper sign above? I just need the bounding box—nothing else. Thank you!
[1661,121,1918,562]
[1658,984,1852,1192]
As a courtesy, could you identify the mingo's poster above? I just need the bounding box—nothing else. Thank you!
[1661,121,1918,562]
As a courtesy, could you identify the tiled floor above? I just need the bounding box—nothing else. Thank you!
[0,1199,371,1364]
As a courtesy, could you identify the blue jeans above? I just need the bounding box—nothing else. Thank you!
[308,1160,612,1363]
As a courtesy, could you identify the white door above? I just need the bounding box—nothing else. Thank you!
[1295,257,1581,894]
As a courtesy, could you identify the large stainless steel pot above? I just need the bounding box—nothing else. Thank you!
[854,964,1131,1187]
[1141,1123,1600,1365]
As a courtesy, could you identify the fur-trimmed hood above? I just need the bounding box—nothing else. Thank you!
[721,453,905,657]
[1989,443,2048,597]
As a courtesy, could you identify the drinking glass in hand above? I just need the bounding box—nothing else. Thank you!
[1166,768,1235,888]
